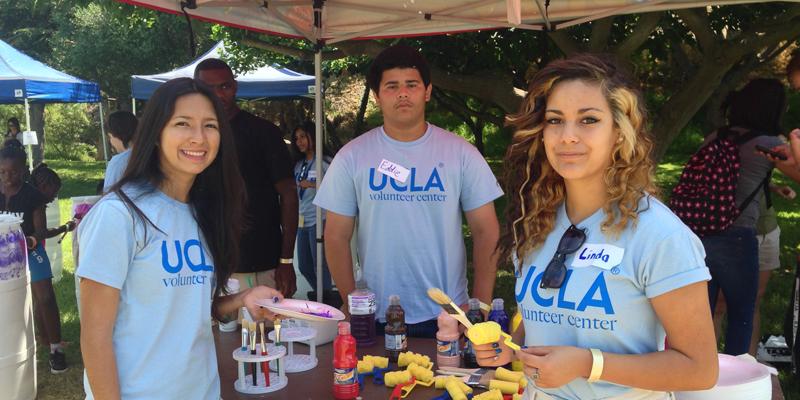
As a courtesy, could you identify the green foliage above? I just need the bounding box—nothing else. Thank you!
[44,104,98,161]
[0,104,25,131]
[48,2,215,99]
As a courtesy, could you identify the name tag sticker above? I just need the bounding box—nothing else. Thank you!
[377,159,410,184]
[571,244,624,270]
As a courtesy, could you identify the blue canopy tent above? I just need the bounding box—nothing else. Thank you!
[0,39,103,167]
[131,41,314,111]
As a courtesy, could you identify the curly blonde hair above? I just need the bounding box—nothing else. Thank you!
[499,54,657,269]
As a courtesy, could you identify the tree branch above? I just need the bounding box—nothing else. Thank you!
[433,89,505,127]
[240,37,346,61]
[729,7,800,59]
[588,16,614,52]
[548,29,582,55]
[614,12,662,58]
[674,8,717,52]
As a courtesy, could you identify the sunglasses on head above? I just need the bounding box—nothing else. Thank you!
[540,224,587,289]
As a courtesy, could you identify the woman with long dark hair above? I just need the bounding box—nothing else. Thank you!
[6,117,22,145]
[701,78,799,356]
[474,54,717,399]
[290,121,334,298]
[77,78,282,399]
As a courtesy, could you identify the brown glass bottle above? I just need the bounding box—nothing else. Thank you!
[384,295,407,363]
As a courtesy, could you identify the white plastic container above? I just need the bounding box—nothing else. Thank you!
[44,198,62,282]
[0,215,36,400]
[283,318,338,345]
[674,354,772,400]
[71,195,101,316]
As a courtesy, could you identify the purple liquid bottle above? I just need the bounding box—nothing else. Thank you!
[488,298,509,333]
[348,280,376,347]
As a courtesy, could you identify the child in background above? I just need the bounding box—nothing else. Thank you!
[31,163,78,240]
[0,149,69,373]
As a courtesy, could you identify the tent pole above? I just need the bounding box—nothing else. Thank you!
[24,98,33,171]
[314,48,323,304]
[132,98,137,115]
[99,101,109,162]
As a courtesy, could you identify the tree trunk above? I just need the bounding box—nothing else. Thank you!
[354,83,370,136]
[651,50,739,160]
[29,103,45,165]
[472,118,485,155]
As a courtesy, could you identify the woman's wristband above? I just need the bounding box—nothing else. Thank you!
[587,348,604,382]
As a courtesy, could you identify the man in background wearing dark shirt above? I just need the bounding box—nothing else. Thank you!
[195,58,299,298]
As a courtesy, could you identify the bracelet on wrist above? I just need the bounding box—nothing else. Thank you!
[279,257,293,264]
[587,348,604,382]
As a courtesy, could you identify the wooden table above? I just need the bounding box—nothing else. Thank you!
[216,326,451,399]
[215,327,786,399]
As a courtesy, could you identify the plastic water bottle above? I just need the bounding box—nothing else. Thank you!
[333,322,359,399]
[218,278,240,332]
[384,295,407,362]
[436,311,461,367]
[488,298,509,333]
[462,298,485,368]
[348,280,376,347]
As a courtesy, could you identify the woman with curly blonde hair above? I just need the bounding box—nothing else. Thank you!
[474,54,718,399]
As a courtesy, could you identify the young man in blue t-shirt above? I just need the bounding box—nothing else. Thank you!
[314,45,503,337]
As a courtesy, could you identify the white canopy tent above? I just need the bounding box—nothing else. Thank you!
[120,0,799,302]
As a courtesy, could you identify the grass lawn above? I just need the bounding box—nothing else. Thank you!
[35,155,800,399]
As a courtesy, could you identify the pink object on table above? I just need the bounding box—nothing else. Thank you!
[674,354,772,400]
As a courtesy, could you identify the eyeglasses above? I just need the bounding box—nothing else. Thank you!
[540,224,587,289]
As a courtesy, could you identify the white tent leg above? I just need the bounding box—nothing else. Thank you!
[314,49,324,304]
[99,101,109,162]
[132,98,137,115]
[24,99,33,171]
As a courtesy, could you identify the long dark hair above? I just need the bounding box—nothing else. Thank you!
[108,78,245,313]
[722,78,786,136]
[6,117,20,134]
[290,120,332,163]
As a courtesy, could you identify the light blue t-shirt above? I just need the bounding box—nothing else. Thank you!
[515,196,710,399]
[77,184,219,400]
[294,156,330,227]
[314,124,503,323]
[103,149,131,191]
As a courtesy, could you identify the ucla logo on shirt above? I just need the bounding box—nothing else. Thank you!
[367,167,448,203]
[515,265,620,332]
[160,239,213,288]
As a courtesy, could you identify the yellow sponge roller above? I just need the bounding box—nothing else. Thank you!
[357,360,373,374]
[397,351,432,369]
[384,370,412,387]
[362,355,389,369]
[445,379,468,400]
[489,379,519,394]
[472,389,504,400]
[407,362,434,383]
[495,366,527,388]
[465,321,521,351]
[434,376,472,394]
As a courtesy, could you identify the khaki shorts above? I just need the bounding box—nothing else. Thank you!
[757,226,781,271]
